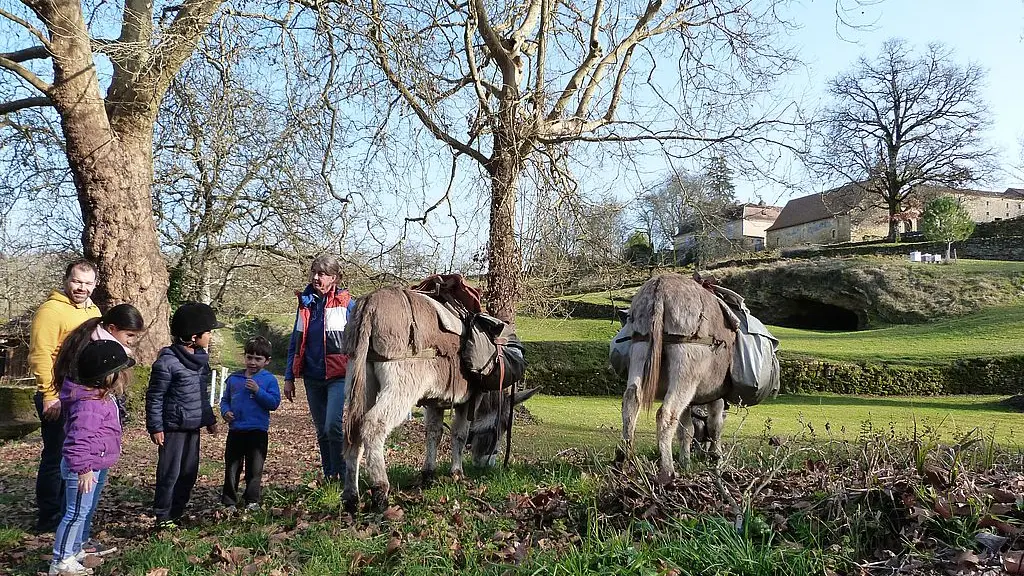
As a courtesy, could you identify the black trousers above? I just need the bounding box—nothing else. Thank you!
[34,392,66,530]
[153,430,200,522]
[221,430,268,507]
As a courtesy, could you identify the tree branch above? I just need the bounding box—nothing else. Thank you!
[0,7,54,51]
[0,55,52,95]
[1,45,49,63]
[0,96,53,114]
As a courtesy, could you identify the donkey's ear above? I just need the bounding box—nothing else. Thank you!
[512,387,541,405]
[616,309,629,327]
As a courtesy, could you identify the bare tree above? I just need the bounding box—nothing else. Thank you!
[153,26,351,306]
[0,0,234,359]
[812,38,998,241]
[327,0,807,322]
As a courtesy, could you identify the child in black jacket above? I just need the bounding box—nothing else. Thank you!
[145,302,224,527]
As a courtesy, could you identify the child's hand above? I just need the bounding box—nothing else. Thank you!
[245,378,258,392]
[78,471,96,494]
[207,423,219,435]
[151,432,165,446]
[223,411,235,423]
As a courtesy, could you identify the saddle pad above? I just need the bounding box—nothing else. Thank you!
[413,292,465,335]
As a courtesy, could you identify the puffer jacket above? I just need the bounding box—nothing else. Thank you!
[61,379,122,474]
[219,369,281,432]
[145,345,216,434]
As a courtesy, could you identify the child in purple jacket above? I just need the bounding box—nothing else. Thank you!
[50,340,135,576]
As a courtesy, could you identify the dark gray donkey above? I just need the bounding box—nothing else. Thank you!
[341,286,536,513]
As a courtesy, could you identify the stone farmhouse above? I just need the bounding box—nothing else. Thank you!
[672,203,783,253]
[765,184,1024,249]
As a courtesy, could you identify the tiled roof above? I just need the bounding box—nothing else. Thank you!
[765,183,869,232]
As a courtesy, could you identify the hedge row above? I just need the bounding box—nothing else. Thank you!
[124,343,1024,403]
[522,341,1024,397]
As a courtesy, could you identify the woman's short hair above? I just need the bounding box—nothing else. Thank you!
[309,254,342,278]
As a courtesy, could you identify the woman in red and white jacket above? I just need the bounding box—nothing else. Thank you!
[283,254,357,482]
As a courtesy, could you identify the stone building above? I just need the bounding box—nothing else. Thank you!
[672,203,782,253]
[766,184,1024,249]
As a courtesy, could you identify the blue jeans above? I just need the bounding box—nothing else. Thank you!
[304,377,346,480]
[53,461,108,562]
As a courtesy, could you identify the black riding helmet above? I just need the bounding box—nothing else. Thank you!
[170,302,225,340]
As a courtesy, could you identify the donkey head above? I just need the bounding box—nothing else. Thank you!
[467,387,540,467]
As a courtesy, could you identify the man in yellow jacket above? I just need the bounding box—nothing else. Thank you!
[29,259,101,532]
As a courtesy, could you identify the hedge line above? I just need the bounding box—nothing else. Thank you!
[522,341,1024,397]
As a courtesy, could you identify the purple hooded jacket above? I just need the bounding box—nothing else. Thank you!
[61,379,122,474]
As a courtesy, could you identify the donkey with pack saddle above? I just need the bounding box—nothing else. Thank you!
[621,273,780,479]
[341,275,534,513]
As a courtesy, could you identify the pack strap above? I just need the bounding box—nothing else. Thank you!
[366,348,438,362]
[631,332,724,350]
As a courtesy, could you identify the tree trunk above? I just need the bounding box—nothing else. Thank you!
[73,125,171,364]
[38,0,169,363]
[486,147,523,325]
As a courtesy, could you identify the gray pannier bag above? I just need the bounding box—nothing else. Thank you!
[711,285,780,406]
[461,313,526,391]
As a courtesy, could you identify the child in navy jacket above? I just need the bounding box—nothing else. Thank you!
[220,336,281,508]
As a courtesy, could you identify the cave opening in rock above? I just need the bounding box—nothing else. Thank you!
[776,298,862,331]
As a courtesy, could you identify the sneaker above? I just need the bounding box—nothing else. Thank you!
[245,503,259,512]
[49,556,93,575]
[155,519,178,531]
[79,540,117,557]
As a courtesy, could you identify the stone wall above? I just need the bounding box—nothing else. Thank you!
[974,215,1024,238]
[784,236,1024,261]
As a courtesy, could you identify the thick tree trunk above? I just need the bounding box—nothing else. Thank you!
[75,131,171,364]
[486,148,523,325]
[36,0,170,363]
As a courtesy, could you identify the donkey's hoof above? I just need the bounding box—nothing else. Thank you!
[342,494,359,515]
[656,469,675,485]
[369,485,389,511]
[420,469,436,487]
[614,446,628,464]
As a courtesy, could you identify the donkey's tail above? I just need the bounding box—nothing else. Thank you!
[343,301,373,447]
[641,278,664,410]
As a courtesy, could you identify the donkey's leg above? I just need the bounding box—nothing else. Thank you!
[361,364,422,511]
[675,406,696,469]
[620,341,648,459]
[705,399,726,464]
[658,345,698,476]
[450,402,471,478]
[342,441,364,514]
[421,404,444,485]
[342,361,380,514]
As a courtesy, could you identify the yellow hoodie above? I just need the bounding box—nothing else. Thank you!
[29,290,101,402]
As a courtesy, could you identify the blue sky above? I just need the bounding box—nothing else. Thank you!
[734,0,1024,205]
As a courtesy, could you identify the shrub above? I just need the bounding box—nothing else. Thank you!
[523,341,1024,397]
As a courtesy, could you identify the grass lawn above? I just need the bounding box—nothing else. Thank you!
[771,304,1024,365]
[520,393,1024,459]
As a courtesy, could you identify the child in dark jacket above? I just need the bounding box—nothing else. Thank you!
[220,336,281,509]
[50,340,135,576]
[145,302,223,527]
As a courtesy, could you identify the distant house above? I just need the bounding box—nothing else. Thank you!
[765,184,1024,249]
[672,203,782,253]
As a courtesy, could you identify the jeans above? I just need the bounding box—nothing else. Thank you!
[34,392,66,530]
[153,430,200,522]
[303,377,346,480]
[53,461,108,562]
[222,430,269,506]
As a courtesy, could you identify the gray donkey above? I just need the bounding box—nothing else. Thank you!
[341,286,536,513]
[622,274,735,478]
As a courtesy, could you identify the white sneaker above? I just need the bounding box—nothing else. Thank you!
[49,556,93,575]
